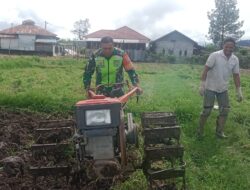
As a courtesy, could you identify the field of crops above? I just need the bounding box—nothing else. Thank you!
[0,56,249,189]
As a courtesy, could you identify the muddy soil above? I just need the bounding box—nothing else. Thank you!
[0,108,121,190]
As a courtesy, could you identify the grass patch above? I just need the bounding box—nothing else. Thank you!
[0,56,250,189]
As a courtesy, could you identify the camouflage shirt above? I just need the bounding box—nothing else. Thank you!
[83,47,139,89]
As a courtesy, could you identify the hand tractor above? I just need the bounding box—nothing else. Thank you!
[29,83,140,187]
[28,83,186,189]
[73,84,139,173]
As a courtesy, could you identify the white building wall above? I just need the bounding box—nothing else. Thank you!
[0,35,36,51]
[18,35,36,51]
[155,40,194,57]
[0,38,19,49]
[155,32,196,57]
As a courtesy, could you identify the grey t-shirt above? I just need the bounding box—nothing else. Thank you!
[205,50,240,93]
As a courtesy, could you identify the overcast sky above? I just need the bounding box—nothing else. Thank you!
[0,0,249,44]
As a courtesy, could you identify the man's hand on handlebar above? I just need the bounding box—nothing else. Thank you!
[133,84,143,95]
[85,88,89,99]
[85,86,93,99]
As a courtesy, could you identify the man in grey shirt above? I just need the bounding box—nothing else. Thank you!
[197,38,243,139]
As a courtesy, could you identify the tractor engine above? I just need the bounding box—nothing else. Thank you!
[75,97,123,162]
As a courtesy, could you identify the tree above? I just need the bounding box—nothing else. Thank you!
[71,19,90,40]
[207,0,244,46]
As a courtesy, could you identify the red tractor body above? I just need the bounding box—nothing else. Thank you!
[74,87,139,167]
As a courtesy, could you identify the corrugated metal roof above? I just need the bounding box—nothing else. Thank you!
[0,20,57,37]
[84,26,150,43]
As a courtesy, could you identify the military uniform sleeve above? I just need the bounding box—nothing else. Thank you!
[122,53,139,85]
[83,54,96,89]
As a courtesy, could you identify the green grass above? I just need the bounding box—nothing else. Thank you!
[0,56,86,113]
[0,56,250,189]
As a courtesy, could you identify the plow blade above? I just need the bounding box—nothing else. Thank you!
[29,166,71,184]
[29,119,74,184]
[35,127,72,133]
[142,112,186,189]
[29,166,71,177]
[144,126,181,145]
[148,168,185,180]
[31,143,70,151]
[38,119,74,128]
[145,146,184,161]
[141,112,177,127]
[34,126,73,143]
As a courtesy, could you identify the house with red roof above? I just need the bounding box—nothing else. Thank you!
[0,20,62,56]
[84,26,150,61]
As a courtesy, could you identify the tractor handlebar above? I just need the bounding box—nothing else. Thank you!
[87,82,140,103]
[118,86,139,103]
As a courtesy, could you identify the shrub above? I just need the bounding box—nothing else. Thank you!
[239,48,248,56]
[184,54,210,65]
[145,52,176,64]
[167,55,176,64]
[32,56,41,63]
[236,53,250,69]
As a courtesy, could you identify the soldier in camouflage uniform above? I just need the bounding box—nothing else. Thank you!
[83,36,142,97]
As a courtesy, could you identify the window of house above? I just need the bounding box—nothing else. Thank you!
[184,50,187,56]
[168,49,173,55]
[87,42,91,49]
[162,48,165,55]
[55,46,59,53]
[179,50,182,56]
